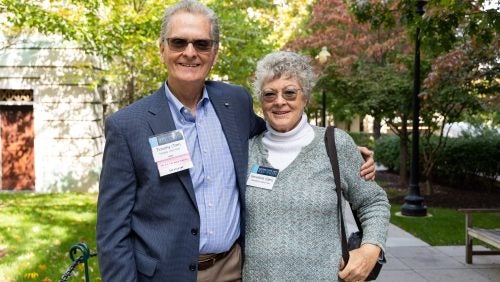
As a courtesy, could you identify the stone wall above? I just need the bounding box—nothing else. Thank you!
[0,33,105,192]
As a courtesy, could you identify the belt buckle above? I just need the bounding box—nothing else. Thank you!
[198,255,217,270]
[199,255,216,264]
[206,257,216,266]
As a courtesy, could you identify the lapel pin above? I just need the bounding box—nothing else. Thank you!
[224,103,229,107]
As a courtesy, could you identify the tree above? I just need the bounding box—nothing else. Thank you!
[1,0,313,110]
[286,0,416,185]
[1,0,169,109]
[349,0,499,193]
[419,42,499,194]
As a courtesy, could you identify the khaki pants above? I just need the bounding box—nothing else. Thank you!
[197,244,242,282]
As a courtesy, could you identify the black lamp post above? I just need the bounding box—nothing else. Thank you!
[321,90,326,127]
[401,0,428,217]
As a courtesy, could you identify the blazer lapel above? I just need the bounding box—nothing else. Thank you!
[146,85,177,134]
[146,84,197,209]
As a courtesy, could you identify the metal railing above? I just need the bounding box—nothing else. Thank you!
[60,243,97,282]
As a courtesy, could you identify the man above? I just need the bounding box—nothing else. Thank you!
[96,1,375,281]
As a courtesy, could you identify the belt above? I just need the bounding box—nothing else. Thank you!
[197,244,235,271]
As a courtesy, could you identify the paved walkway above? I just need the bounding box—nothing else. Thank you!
[345,206,500,281]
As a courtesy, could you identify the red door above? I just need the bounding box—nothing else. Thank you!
[0,105,35,190]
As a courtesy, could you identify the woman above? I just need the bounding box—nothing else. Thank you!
[244,51,390,282]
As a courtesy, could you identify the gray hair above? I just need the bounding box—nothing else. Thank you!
[253,51,315,100]
[159,0,220,44]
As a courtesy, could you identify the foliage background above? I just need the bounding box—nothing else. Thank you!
[374,132,500,189]
[1,0,314,106]
[0,0,498,280]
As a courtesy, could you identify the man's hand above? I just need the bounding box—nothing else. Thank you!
[338,244,381,282]
[359,146,375,180]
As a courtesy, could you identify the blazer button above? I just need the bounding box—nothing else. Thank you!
[191,228,198,236]
[189,264,197,271]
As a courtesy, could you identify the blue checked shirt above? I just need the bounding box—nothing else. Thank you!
[164,84,239,254]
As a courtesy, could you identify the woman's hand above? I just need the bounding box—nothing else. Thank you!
[358,147,375,181]
[338,244,381,282]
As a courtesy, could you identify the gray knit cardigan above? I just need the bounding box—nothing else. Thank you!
[243,126,390,281]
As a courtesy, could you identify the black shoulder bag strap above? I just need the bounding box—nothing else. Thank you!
[326,126,386,281]
[324,126,350,265]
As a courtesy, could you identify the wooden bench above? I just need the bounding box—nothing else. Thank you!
[458,208,500,264]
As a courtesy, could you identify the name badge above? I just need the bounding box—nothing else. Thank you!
[149,130,193,176]
[246,165,279,190]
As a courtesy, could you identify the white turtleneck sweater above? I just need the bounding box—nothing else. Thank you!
[262,113,314,170]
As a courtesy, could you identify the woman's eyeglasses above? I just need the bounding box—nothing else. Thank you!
[261,88,302,102]
[165,38,217,53]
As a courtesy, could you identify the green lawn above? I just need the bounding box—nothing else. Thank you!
[1,192,499,281]
[389,204,500,246]
[0,193,100,282]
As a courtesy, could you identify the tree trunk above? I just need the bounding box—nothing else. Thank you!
[399,118,408,187]
[373,117,381,140]
[422,159,436,195]
[424,179,433,196]
[127,75,135,106]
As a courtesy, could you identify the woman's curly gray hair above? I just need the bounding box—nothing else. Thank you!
[253,51,316,100]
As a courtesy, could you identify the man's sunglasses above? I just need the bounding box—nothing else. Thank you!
[165,38,217,53]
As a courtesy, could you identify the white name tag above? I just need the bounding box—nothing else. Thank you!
[149,130,193,176]
[246,165,279,190]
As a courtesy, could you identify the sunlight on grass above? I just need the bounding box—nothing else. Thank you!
[0,193,100,282]
[3,192,496,281]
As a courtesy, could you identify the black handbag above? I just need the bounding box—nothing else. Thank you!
[324,126,385,281]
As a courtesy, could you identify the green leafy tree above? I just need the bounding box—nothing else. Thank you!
[286,0,417,185]
[419,44,498,194]
[349,0,499,193]
[2,0,313,109]
[1,0,169,108]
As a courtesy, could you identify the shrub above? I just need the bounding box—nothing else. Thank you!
[374,132,500,189]
[373,135,400,171]
[348,132,375,149]
[434,134,500,188]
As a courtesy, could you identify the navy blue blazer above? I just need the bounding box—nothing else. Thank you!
[96,81,265,281]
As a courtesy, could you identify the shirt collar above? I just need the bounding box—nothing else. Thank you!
[164,82,210,120]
